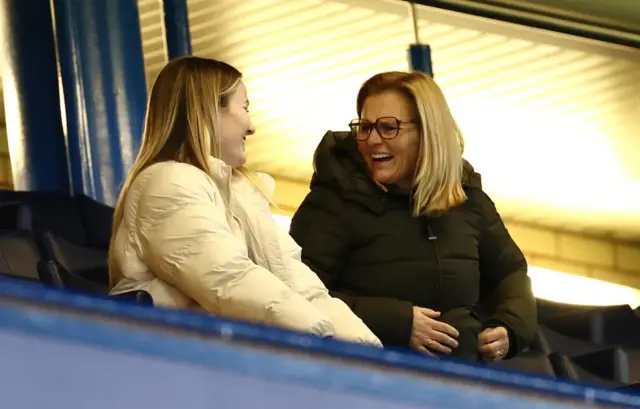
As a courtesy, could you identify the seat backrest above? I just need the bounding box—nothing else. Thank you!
[546,305,639,348]
[37,259,152,305]
[597,308,640,348]
[74,194,113,249]
[37,259,107,294]
[548,352,620,387]
[0,201,32,230]
[39,231,108,286]
[626,349,640,384]
[0,190,87,245]
[488,350,555,377]
[572,347,630,384]
[536,325,604,357]
[0,229,42,280]
[536,298,622,323]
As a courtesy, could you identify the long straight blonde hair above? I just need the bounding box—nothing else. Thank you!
[356,71,466,216]
[108,57,259,287]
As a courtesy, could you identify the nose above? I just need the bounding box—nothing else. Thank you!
[247,121,256,136]
[366,127,383,144]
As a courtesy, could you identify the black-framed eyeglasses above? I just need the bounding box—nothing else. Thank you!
[349,117,415,141]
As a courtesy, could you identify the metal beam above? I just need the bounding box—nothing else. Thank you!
[407,0,640,49]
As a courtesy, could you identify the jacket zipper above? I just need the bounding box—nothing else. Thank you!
[427,223,442,301]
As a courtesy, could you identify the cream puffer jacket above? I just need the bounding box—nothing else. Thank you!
[110,158,381,347]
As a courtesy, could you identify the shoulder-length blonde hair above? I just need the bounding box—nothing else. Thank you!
[108,56,258,287]
[356,71,466,217]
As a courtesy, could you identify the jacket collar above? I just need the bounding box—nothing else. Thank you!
[206,156,233,205]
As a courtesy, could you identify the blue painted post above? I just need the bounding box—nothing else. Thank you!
[408,44,434,78]
[0,0,70,193]
[52,0,148,205]
[407,3,434,78]
[162,0,192,60]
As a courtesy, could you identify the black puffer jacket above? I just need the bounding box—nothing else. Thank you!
[290,131,537,359]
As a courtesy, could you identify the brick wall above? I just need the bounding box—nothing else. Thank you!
[508,223,640,289]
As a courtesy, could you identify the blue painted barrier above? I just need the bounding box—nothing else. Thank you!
[0,280,638,408]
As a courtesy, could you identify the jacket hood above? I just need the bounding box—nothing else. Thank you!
[311,131,482,210]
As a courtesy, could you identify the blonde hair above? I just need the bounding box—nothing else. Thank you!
[108,56,265,288]
[356,71,466,216]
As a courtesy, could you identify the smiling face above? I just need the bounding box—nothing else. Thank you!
[219,81,255,168]
[357,90,420,188]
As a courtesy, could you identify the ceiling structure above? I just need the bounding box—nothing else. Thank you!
[410,0,640,49]
[514,0,640,29]
[143,0,640,240]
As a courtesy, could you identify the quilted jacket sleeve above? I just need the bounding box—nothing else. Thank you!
[136,164,334,337]
[251,173,381,347]
[275,226,383,347]
[471,188,537,357]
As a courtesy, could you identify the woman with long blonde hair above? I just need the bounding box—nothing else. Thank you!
[291,71,536,361]
[109,57,381,346]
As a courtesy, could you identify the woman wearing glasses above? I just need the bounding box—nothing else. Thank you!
[290,71,536,361]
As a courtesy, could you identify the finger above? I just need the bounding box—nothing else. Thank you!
[478,328,500,345]
[429,330,459,349]
[415,344,437,357]
[481,348,506,362]
[424,339,452,355]
[419,308,441,318]
[478,338,503,352]
[431,320,460,338]
[479,339,506,356]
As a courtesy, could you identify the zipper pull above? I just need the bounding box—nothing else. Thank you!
[427,224,437,240]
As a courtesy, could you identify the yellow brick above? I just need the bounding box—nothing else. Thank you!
[526,254,589,277]
[617,244,640,273]
[587,268,640,290]
[506,223,557,257]
[558,234,614,268]
[616,272,640,290]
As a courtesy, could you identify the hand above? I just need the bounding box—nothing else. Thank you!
[478,326,509,361]
[410,307,459,355]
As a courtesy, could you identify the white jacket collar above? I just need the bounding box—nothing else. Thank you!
[206,156,233,205]
[205,156,278,208]
[206,156,232,181]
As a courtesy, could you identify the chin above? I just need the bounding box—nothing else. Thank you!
[371,171,396,186]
